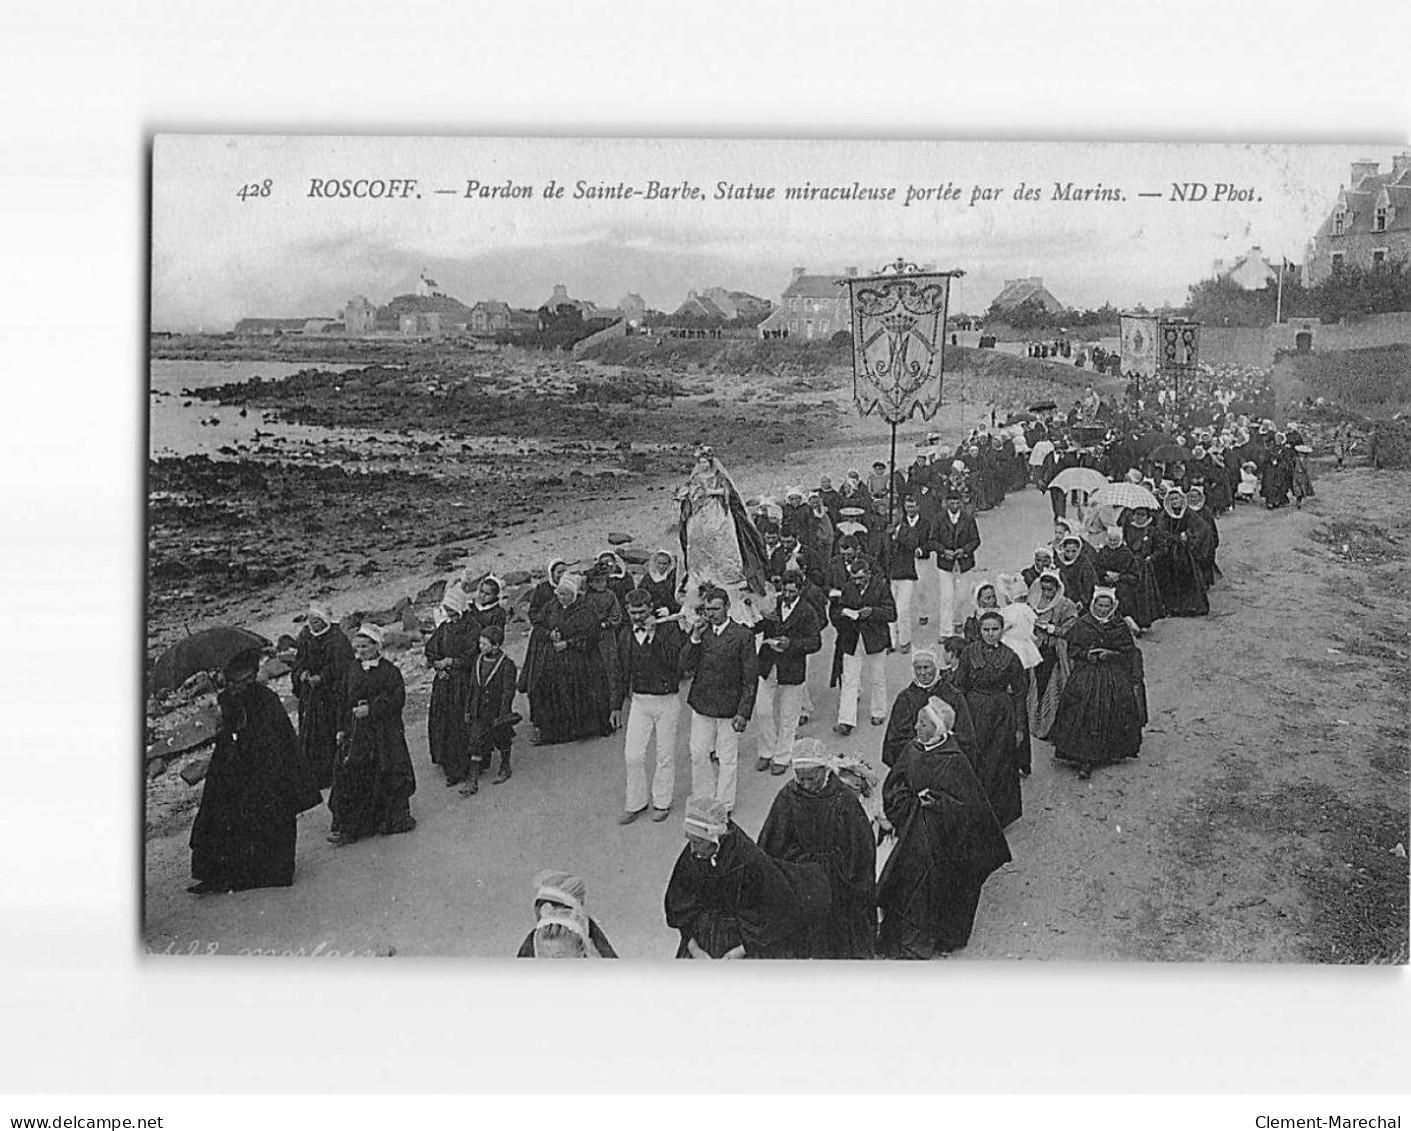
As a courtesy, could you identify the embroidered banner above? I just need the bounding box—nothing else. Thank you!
[1159,319,1201,373]
[1119,312,1159,378]
[842,264,962,424]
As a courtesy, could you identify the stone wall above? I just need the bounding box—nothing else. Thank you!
[570,317,627,356]
[1200,311,1411,368]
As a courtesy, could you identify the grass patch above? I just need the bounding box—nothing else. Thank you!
[1169,769,1408,964]
[1289,344,1411,413]
[1311,518,1405,566]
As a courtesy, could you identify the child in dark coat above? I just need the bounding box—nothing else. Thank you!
[460,624,519,796]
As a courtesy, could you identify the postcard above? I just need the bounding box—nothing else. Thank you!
[145,136,1410,962]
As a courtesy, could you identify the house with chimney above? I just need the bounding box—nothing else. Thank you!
[1211,247,1291,290]
[670,287,771,325]
[469,300,513,335]
[540,283,620,322]
[619,293,648,322]
[1303,153,1411,286]
[756,267,853,340]
[672,291,729,321]
[989,276,1066,315]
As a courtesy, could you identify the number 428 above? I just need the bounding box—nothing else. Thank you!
[237,179,273,200]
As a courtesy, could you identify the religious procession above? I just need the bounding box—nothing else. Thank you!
[170,269,1343,962]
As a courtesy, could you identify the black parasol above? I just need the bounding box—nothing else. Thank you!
[150,626,272,693]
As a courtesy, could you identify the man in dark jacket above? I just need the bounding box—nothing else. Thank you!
[831,558,897,736]
[612,589,687,824]
[751,569,823,776]
[756,516,783,571]
[801,491,836,562]
[885,492,932,654]
[680,586,759,814]
[930,488,981,634]
[825,535,874,594]
[768,529,825,590]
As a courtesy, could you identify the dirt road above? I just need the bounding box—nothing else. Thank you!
[143,464,1409,962]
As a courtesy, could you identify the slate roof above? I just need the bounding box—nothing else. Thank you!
[781,273,847,300]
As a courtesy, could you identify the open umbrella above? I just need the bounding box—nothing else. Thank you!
[150,626,272,693]
[1148,442,1192,464]
[1049,467,1109,496]
[1091,481,1160,511]
[1028,401,1058,413]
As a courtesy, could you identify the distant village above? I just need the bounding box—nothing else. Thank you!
[233,265,992,346]
[226,153,1409,346]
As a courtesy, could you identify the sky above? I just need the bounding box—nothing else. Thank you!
[150,137,1405,330]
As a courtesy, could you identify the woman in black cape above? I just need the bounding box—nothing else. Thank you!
[1185,486,1220,590]
[877,697,1011,958]
[533,574,613,745]
[665,797,807,959]
[1049,587,1144,780]
[1120,507,1165,626]
[1152,489,1211,617]
[189,649,323,893]
[954,610,1027,828]
[519,557,569,741]
[424,590,480,785]
[328,624,417,844]
[757,741,877,959]
[1093,524,1142,631]
[290,602,354,789]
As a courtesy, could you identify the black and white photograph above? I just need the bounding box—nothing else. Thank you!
[8,0,1411,1112]
[143,136,1410,964]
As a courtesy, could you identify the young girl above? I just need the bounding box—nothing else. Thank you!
[1291,445,1315,508]
[1236,461,1259,504]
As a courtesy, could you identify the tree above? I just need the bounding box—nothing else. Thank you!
[1315,260,1411,321]
[1184,275,1275,327]
[989,297,1059,331]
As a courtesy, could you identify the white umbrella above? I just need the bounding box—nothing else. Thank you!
[1090,481,1160,511]
[1049,467,1108,495]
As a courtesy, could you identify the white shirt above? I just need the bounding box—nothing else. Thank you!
[778,598,799,622]
[711,620,730,636]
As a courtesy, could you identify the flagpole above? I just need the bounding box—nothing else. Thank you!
[888,421,898,527]
[1276,257,1285,324]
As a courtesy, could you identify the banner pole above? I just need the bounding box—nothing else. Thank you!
[888,421,898,527]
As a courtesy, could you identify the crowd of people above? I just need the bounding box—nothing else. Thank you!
[188,358,1315,955]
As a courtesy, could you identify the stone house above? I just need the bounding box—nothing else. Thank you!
[989,276,1066,314]
[1211,247,1289,290]
[755,267,853,339]
[1304,153,1411,286]
[469,300,512,335]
